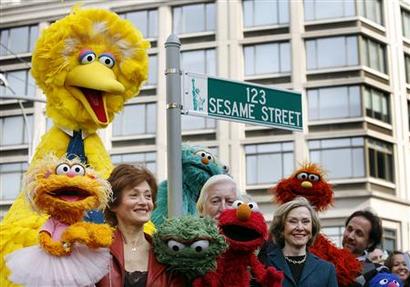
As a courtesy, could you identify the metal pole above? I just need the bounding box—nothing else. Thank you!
[165,34,183,218]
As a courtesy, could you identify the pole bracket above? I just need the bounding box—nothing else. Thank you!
[165,68,182,75]
[166,103,183,110]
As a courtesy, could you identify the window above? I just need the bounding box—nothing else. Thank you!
[308,86,361,120]
[111,152,157,174]
[120,9,158,38]
[243,0,289,27]
[0,25,38,56]
[309,137,365,179]
[245,142,294,185]
[304,0,355,21]
[244,42,291,76]
[322,226,345,247]
[306,36,358,70]
[368,138,394,182]
[362,37,386,74]
[147,55,157,86]
[112,103,156,136]
[405,54,410,84]
[402,9,410,38]
[382,228,397,252]
[181,49,216,76]
[0,69,36,99]
[358,0,383,26]
[181,115,215,131]
[364,86,390,123]
[0,162,28,201]
[173,3,215,34]
[0,115,33,146]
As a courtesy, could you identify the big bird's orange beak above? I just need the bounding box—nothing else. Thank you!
[65,61,125,126]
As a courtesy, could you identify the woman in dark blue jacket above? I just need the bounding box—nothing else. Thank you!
[252,197,338,287]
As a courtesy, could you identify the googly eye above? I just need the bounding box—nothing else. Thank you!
[195,150,207,158]
[296,172,308,180]
[55,163,70,175]
[98,53,115,68]
[79,50,96,64]
[378,279,388,285]
[167,240,186,252]
[222,165,230,174]
[308,174,320,182]
[190,240,209,253]
[248,201,259,211]
[232,200,244,209]
[70,164,85,176]
[393,281,400,287]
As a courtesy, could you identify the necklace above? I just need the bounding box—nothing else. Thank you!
[285,254,307,264]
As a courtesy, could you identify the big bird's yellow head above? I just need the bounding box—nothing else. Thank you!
[31,7,149,133]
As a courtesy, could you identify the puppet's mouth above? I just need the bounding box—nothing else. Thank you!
[80,88,108,123]
[221,224,261,242]
[49,187,91,202]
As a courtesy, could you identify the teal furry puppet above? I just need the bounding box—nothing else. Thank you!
[151,145,227,225]
[152,215,227,282]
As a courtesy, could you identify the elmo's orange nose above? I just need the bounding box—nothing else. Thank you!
[201,158,209,165]
[236,204,252,221]
[301,181,312,189]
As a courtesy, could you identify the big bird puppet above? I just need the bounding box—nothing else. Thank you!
[0,7,150,285]
[270,163,362,287]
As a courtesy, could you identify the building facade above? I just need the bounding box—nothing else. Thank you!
[1,0,409,251]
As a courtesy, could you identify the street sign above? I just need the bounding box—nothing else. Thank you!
[182,72,303,131]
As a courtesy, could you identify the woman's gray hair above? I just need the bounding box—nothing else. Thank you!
[196,174,238,216]
[270,197,321,248]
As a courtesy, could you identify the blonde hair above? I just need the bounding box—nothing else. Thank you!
[270,197,321,248]
[196,174,238,216]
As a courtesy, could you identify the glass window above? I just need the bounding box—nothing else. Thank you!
[245,142,294,185]
[0,115,33,146]
[362,37,386,74]
[0,69,36,98]
[405,54,410,84]
[382,228,396,252]
[112,103,156,136]
[306,36,358,70]
[358,0,383,26]
[322,226,345,247]
[0,25,38,56]
[181,115,216,131]
[364,86,390,123]
[243,0,289,27]
[304,0,355,21]
[308,86,361,120]
[402,9,410,39]
[147,55,157,86]
[173,3,215,34]
[0,162,28,201]
[309,137,365,179]
[111,152,157,174]
[244,42,291,75]
[368,139,394,182]
[120,9,158,38]
[181,49,216,76]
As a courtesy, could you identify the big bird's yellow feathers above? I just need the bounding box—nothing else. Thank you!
[1,8,153,286]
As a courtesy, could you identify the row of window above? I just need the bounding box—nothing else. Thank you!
[0,136,396,201]
[2,1,409,57]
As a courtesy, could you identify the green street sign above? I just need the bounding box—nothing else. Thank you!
[182,72,303,131]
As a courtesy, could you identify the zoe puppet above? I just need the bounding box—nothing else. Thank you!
[270,163,362,286]
[5,154,113,287]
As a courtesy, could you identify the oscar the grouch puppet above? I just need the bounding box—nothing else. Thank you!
[152,215,228,283]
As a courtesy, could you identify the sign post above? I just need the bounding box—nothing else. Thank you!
[182,72,303,131]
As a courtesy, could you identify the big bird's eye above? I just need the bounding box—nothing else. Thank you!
[378,279,388,285]
[308,174,320,182]
[232,200,244,209]
[190,240,209,253]
[167,240,186,252]
[296,172,308,180]
[248,201,259,211]
[56,163,70,175]
[79,50,96,64]
[99,53,115,68]
[70,164,85,176]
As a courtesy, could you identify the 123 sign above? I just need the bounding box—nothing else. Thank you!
[182,72,303,131]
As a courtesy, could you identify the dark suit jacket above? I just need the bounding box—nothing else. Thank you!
[257,241,338,287]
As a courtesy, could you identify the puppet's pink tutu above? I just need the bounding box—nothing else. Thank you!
[5,243,111,287]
